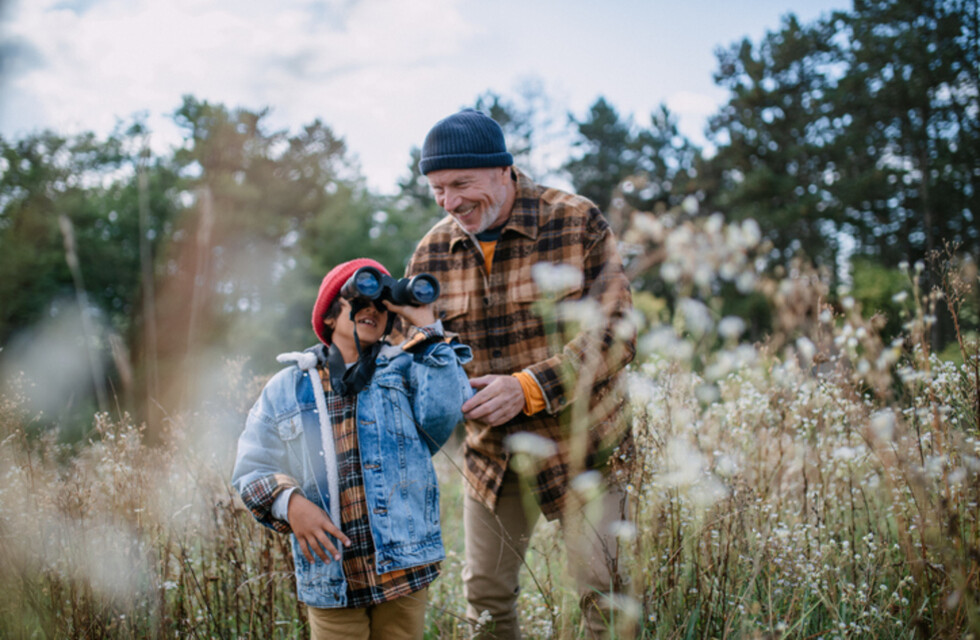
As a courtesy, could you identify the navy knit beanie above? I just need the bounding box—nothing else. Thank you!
[418,109,514,175]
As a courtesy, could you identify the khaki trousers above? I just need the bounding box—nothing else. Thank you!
[462,469,630,639]
[307,587,429,640]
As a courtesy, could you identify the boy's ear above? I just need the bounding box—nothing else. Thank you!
[324,317,335,329]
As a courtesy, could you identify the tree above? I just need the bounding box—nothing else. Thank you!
[829,0,979,266]
[704,15,842,269]
[0,124,181,431]
[162,97,374,374]
[631,104,702,211]
[564,97,636,213]
[565,97,702,219]
[704,0,979,272]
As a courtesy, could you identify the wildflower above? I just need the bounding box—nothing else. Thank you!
[718,316,745,340]
[570,470,602,500]
[531,262,582,294]
[796,337,816,363]
[475,609,493,630]
[741,219,762,246]
[632,212,665,242]
[558,298,603,329]
[682,195,700,216]
[870,411,895,440]
[608,520,637,542]
[678,298,713,336]
[736,271,756,293]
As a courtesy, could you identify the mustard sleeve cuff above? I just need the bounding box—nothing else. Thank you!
[513,371,547,416]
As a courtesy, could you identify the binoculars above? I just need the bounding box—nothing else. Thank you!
[340,266,440,307]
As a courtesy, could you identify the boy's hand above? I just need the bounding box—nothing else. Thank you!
[383,301,436,329]
[287,493,351,564]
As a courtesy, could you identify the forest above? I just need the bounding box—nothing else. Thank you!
[1,0,979,637]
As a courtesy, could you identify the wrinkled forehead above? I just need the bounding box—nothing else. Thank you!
[426,166,502,188]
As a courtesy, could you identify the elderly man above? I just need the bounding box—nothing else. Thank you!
[406,109,637,639]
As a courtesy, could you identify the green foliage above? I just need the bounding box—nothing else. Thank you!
[0,127,176,344]
[705,0,980,271]
[830,0,979,266]
[564,98,637,213]
[705,14,840,268]
[565,98,702,216]
[849,258,912,340]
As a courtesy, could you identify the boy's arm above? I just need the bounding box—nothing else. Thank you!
[238,473,301,534]
[231,381,302,534]
[405,321,474,454]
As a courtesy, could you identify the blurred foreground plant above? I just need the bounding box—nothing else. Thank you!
[1,200,977,639]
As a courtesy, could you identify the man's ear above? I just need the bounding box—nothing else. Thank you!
[324,317,335,330]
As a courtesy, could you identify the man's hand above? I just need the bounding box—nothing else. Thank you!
[287,493,351,564]
[463,375,525,426]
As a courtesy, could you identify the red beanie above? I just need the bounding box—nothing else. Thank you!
[311,258,390,345]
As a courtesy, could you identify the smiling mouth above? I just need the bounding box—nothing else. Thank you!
[358,317,378,327]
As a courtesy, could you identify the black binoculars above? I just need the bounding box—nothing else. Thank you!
[340,266,440,307]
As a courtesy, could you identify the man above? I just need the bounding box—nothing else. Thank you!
[406,109,637,639]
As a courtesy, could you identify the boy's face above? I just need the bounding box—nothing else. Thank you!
[325,298,388,353]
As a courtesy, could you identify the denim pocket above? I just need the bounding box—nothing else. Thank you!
[375,375,413,437]
[276,414,303,441]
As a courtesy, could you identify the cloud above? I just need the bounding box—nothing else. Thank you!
[0,0,473,185]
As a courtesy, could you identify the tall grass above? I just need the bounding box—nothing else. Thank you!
[1,210,977,638]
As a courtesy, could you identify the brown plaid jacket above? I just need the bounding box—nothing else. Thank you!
[406,167,636,520]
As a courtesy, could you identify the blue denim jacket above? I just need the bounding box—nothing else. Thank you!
[232,333,472,608]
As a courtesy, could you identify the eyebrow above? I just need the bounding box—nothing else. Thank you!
[433,176,473,189]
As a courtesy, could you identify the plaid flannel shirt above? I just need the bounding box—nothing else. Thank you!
[406,167,636,520]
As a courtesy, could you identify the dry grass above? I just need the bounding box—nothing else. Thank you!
[1,212,977,639]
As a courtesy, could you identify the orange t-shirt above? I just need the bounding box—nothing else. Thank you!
[478,238,546,416]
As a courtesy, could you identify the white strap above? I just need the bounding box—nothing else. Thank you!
[278,351,341,529]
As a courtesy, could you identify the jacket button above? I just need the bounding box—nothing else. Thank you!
[492,349,502,358]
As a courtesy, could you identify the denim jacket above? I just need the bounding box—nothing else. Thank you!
[232,330,473,608]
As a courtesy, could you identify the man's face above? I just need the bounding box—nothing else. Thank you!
[427,167,512,235]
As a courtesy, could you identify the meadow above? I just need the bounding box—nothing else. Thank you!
[1,210,977,639]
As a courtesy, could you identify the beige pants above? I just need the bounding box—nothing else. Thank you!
[462,469,631,640]
[307,587,429,640]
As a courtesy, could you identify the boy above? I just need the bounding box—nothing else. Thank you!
[232,258,472,640]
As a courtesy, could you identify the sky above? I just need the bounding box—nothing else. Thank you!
[0,0,849,194]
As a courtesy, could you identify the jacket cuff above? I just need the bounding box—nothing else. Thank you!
[401,320,446,353]
[513,371,547,415]
[240,473,302,534]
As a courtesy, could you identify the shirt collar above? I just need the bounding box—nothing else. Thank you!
[447,167,539,251]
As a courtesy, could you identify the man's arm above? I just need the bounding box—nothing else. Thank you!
[523,226,636,415]
[464,224,636,425]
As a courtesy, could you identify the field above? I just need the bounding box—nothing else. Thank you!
[1,214,977,639]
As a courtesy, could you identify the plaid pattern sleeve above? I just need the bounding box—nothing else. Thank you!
[406,167,636,520]
[399,323,446,354]
[317,369,439,608]
[239,473,302,535]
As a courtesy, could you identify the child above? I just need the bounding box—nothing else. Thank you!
[232,258,472,640]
